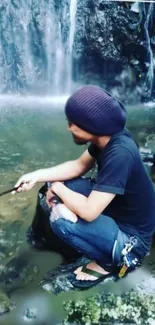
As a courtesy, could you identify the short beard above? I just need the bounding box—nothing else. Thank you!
[72,135,88,145]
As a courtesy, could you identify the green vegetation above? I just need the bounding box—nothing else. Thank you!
[63,291,155,325]
[0,291,12,315]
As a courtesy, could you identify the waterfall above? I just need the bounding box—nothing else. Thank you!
[69,0,78,54]
[19,0,37,88]
[66,0,78,92]
[143,3,154,97]
[0,0,78,95]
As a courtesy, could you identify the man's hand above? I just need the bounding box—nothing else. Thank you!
[12,171,40,194]
[49,181,116,222]
[46,187,57,207]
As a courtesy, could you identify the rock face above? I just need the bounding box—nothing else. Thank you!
[0,1,154,102]
[73,1,155,103]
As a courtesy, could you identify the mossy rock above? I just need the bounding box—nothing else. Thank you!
[0,254,39,293]
[0,291,13,315]
[63,292,155,325]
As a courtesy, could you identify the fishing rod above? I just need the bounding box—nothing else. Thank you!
[0,183,63,204]
[0,185,22,197]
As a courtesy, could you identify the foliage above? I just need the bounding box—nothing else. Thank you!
[63,291,155,325]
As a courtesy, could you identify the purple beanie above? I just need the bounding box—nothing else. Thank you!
[65,85,127,136]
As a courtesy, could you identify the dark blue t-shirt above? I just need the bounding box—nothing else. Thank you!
[88,128,155,246]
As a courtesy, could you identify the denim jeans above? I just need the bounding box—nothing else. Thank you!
[49,177,149,272]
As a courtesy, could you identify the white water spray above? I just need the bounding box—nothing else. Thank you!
[69,0,78,54]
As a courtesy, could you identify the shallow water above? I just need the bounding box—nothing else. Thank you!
[0,100,155,325]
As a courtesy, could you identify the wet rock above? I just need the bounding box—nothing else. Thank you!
[0,221,23,260]
[58,258,155,324]
[134,259,155,295]
[139,147,155,166]
[73,1,155,103]
[42,275,74,295]
[0,255,39,293]
[0,290,13,316]
[41,254,155,298]
[24,308,37,321]
[139,146,155,183]
[41,256,91,294]
[63,292,155,325]
[135,276,155,295]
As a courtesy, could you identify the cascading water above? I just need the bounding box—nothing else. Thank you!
[143,3,154,97]
[67,0,78,91]
[69,0,77,53]
[0,0,77,96]
[0,1,154,101]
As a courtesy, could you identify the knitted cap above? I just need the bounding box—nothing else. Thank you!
[65,85,126,136]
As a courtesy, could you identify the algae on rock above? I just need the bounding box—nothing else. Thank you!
[0,290,13,316]
[63,292,155,325]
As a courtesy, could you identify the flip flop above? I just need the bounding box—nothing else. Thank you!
[68,265,114,289]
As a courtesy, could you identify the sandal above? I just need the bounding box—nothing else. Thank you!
[68,265,114,289]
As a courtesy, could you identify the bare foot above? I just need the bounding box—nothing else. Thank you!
[74,261,109,281]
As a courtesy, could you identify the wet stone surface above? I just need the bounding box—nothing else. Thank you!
[0,290,14,316]
[24,308,38,321]
[41,254,155,296]
[0,255,39,315]
[41,256,113,295]
[135,258,155,295]
[0,221,23,262]
[0,220,39,315]
[0,255,39,293]
[62,292,155,325]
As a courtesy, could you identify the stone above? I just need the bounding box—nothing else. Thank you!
[41,256,90,295]
[24,308,37,320]
[73,1,155,103]
[0,290,13,316]
[0,255,40,292]
[63,291,155,325]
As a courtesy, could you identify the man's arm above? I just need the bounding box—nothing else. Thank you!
[36,149,95,182]
[13,149,96,192]
[50,182,115,222]
[50,146,134,221]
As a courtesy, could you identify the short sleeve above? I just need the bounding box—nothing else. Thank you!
[93,146,135,195]
[88,143,101,159]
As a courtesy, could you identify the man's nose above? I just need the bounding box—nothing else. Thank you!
[68,123,73,131]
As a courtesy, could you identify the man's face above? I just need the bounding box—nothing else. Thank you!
[66,118,93,145]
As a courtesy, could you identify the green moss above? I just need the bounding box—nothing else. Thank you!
[63,292,155,325]
[64,297,101,325]
[0,290,12,315]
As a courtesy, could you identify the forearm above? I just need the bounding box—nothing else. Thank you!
[34,160,84,182]
[52,182,89,221]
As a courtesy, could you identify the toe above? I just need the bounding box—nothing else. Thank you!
[85,274,97,281]
[74,266,82,275]
[76,272,85,280]
[76,272,97,281]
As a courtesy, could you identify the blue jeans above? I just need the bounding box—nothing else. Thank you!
[49,177,149,272]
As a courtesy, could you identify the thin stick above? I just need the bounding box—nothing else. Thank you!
[0,186,20,197]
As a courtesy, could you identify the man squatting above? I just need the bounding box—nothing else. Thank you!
[13,86,155,288]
